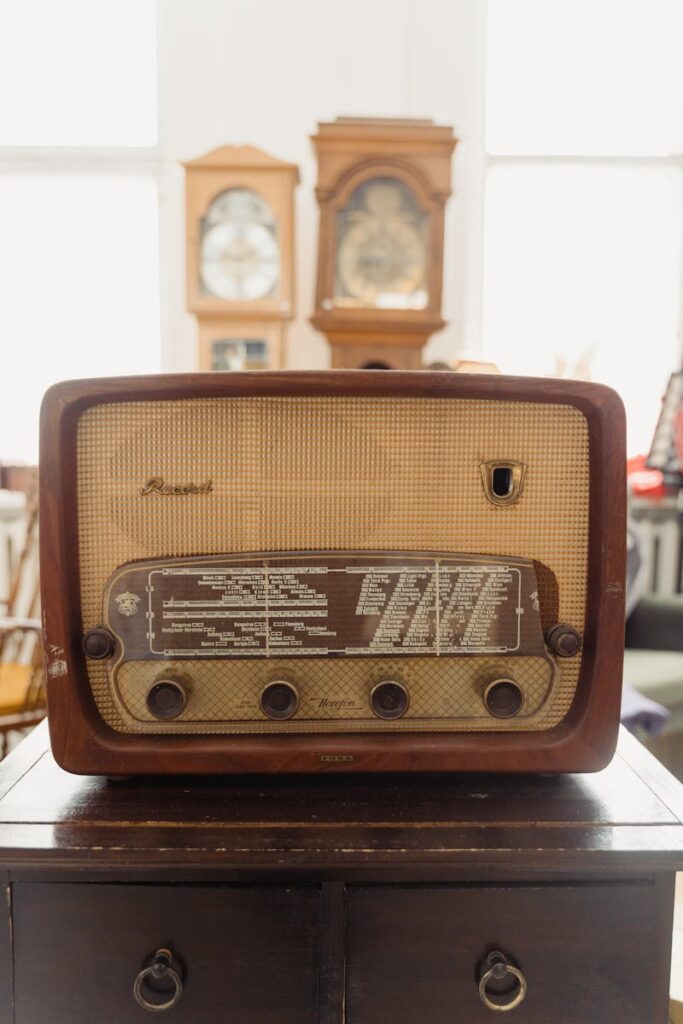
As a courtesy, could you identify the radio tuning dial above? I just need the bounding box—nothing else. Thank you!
[146,677,189,720]
[260,680,299,720]
[484,679,524,719]
[371,680,409,720]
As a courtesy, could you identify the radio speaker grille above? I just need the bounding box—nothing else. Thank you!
[76,396,589,733]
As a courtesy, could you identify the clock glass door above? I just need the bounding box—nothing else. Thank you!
[200,188,279,301]
[211,339,269,371]
[334,177,428,310]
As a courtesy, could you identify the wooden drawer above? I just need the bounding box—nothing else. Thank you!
[12,883,319,1024]
[347,883,670,1024]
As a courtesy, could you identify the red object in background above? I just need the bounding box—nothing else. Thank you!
[0,465,36,495]
[627,454,667,498]
[675,405,683,473]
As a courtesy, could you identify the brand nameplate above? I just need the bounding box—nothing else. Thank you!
[140,477,213,495]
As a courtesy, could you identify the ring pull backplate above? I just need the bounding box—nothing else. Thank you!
[133,948,184,1012]
[478,950,527,1012]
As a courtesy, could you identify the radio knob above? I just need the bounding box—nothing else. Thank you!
[82,626,115,660]
[146,678,188,720]
[370,680,409,720]
[260,680,299,720]
[484,679,524,719]
[546,623,583,658]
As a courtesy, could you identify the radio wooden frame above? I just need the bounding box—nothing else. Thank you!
[39,371,626,775]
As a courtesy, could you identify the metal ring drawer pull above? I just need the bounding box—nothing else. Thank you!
[133,948,183,1012]
[478,951,527,1012]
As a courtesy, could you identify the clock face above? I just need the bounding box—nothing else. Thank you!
[200,188,279,301]
[334,178,428,309]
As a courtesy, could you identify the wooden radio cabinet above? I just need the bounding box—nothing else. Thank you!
[0,723,682,1022]
[39,371,626,777]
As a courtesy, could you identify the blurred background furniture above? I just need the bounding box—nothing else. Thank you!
[624,431,683,779]
[0,467,45,758]
[629,492,683,596]
[625,592,683,780]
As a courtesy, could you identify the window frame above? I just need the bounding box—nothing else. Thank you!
[0,0,165,395]
[476,1,683,361]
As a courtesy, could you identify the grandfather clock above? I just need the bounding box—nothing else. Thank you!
[184,145,298,371]
[310,117,457,369]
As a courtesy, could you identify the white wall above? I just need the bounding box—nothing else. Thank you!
[157,0,487,371]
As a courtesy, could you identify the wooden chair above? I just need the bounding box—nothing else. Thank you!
[0,468,45,758]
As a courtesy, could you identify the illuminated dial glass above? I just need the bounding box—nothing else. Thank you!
[200,188,279,301]
[334,177,428,309]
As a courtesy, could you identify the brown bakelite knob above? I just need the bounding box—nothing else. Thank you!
[82,626,115,660]
[484,679,524,719]
[260,680,299,720]
[546,623,583,658]
[371,680,409,720]
[147,678,188,720]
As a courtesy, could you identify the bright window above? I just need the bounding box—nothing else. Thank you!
[0,0,157,146]
[0,176,160,463]
[486,0,683,156]
[0,0,160,464]
[483,0,683,455]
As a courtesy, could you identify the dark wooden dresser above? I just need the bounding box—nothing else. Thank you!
[0,723,682,1023]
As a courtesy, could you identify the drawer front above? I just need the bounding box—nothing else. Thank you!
[347,884,668,1024]
[12,883,319,1024]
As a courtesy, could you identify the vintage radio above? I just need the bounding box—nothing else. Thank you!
[39,371,625,775]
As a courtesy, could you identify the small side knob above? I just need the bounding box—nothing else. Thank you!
[546,623,582,658]
[82,626,115,660]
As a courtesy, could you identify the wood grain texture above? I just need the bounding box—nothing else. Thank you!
[0,726,681,1024]
[12,883,319,1024]
[39,370,626,775]
[346,879,674,1024]
[318,883,346,1024]
[0,724,681,875]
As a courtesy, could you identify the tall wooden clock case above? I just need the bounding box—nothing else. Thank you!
[311,117,457,369]
[184,145,298,371]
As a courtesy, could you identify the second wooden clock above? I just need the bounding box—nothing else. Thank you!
[311,117,457,369]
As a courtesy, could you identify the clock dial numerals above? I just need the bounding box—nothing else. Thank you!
[201,222,278,301]
[200,188,280,301]
[334,178,428,310]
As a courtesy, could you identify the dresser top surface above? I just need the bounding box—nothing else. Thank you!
[0,723,682,874]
